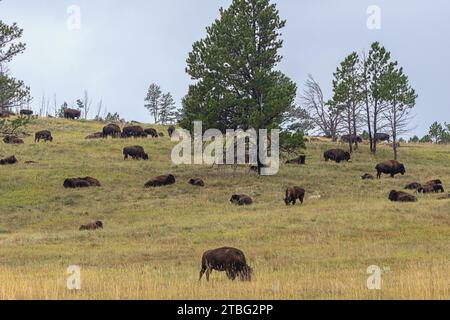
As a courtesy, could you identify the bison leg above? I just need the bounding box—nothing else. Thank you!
[299,195,304,204]
[205,268,212,282]
[199,267,206,281]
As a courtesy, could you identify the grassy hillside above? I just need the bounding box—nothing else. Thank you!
[0,118,449,300]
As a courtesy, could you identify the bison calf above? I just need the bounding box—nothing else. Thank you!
[389,190,417,202]
[144,174,176,188]
[35,130,53,143]
[199,247,252,282]
[284,186,305,205]
[230,194,253,206]
[79,221,103,231]
[123,146,149,160]
[362,173,375,180]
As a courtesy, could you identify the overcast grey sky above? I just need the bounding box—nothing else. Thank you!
[1,0,449,136]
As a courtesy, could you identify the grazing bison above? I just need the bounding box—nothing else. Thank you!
[284,186,305,205]
[341,134,362,144]
[362,173,375,180]
[79,221,103,231]
[230,194,253,206]
[418,184,445,194]
[0,155,18,165]
[122,125,147,138]
[168,126,176,137]
[189,178,205,187]
[405,182,422,190]
[123,146,149,160]
[144,174,176,188]
[20,109,33,116]
[64,177,101,189]
[286,155,306,165]
[35,130,53,143]
[144,128,159,138]
[85,132,103,140]
[376,160,406,179]
[375,133,390,142]
[389,190,417,202]
[63,108,81,119]
[102,123,121,138]
[324,149,351,163]
[199,247,252,282]
[3,136,24,144]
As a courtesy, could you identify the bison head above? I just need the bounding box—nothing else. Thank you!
[388,190,398,201]
[230,195,241,204]
[344,152,351,161]
[95,221,104,229]
[143,153,149,160]
[399,164,406,175]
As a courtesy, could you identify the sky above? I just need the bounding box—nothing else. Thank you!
[1,0,449,137]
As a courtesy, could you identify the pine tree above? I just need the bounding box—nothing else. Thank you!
[144,83,162,124]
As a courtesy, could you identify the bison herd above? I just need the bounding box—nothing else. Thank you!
[1,119,448,283]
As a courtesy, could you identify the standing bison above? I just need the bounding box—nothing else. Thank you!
[122,125,147,138]
[79,221,103,231]
[64,108,81,119]
[20,109,33,116]
[199,247,252,282]
[324,149,351,163]
[375,133,390,142]
[102,124,121,138]
[168,126,176,137]
[341,135,362,144]
[284,186,305,205]
[123,146,149,160]
[375,160,406,179]
[35,130,53,143]
[144,128,159,138]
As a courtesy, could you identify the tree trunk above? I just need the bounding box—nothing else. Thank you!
[352,102,358,150]
[372,100,378,154]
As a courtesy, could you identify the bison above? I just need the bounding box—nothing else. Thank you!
[168,126,176,137]
[102,124,121,138]
[123,146,149,160]
[79,221,103,231]
[0,155,18,165]
[405,182,422,190]
[189,178,205,187]
[122,125,147,138]
[19,109,33,116]
[341,134,362,144]
[144,128,159,138]
[3,136,24,144]
[144,174,176,188]
[388,190,417,202]
[375,133,390,142]
[64,108,81,119]
[199,247,252,282]
[362,173,375,180]
[418,184,445,194]
[230,194,253,206]
[426,179,443,186]
[285,155,306,165]
[376,160,406,179]
[35,130,53,143]
[85,132,103,140]
[324,149,351,163]
[284,186,305,205]
[63,177,101,189]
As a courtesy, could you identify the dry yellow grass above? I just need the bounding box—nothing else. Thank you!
[0,118,449,300]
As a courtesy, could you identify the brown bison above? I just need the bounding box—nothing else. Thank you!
[20,109,33,116]
[3,136,24,144]
[341,134,362,144]
[63,177,101,189]
[375,133,390,142]
[122,125,147,138]
[324,149,351,163]
[230,194,253,206]
[285,155,306,165]
[158,132,164,137]
[362,173,375,180]
[144,128,159,138]
[389,190,417,202]
[79,221,103,231]
[35,130,53,142]
[64,108,81,119]
[405,182,422,190]
[85,132,103,140]
[284,186,305,205]
[144,174,176,188]
[0,155,18,165]
[123,146,149,160]
[418,183,445,194]
[376,160,406,179]
[426,179,443,186]
[102,124,121,138]
[199,247,252,282]
[168,126,176,137]
[189,178,205,187]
